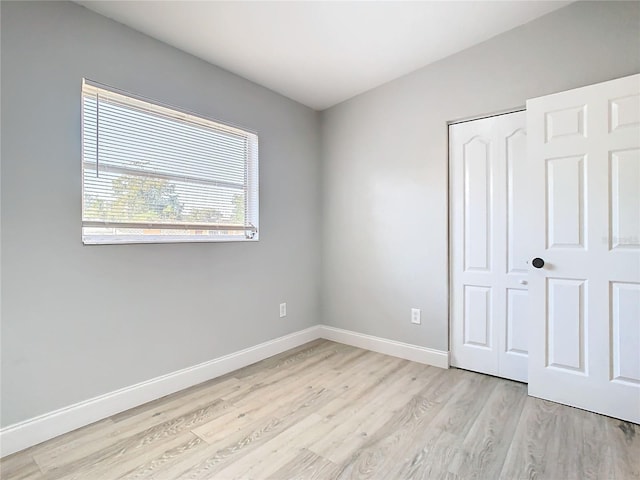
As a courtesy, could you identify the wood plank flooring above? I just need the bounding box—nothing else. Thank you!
[1,340,638,479]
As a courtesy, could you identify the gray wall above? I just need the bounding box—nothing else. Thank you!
[320,1,640,352]
[0,1,321,427]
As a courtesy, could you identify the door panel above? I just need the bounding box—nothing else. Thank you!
[547,278,586,373]
[464,138,491,271]
[610,94,640,131]
[611,282,640,384]
[506,288,528,355]
[545,105,587,142]
[450,111,528,383]
[527,74,640,423]
[464,285,492,348]
[546,155,586,248]
[610,149,640,250]
[507,129,529,274]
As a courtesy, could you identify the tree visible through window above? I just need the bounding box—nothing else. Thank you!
[81,80,258,244]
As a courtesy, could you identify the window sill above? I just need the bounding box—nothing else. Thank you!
[82,235,259,245]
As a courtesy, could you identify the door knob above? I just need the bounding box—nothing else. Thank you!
[532,258,545,269]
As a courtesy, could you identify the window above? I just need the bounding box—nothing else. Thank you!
[81,79,259,244]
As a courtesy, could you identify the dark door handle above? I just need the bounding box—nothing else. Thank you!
[532,258,545,269]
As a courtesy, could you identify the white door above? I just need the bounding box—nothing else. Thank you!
[450,111,529,383]
[527,74,640,423]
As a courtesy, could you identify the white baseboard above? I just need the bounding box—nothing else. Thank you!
[318,325,450,369]
[0,325,321,458]
[0,324,448,457]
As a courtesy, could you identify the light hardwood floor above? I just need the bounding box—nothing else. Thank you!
[1,340,638,479]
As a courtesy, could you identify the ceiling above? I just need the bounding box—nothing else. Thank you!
[78,1,572,111]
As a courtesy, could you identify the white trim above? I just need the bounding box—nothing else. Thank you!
[447,106,526,126]
[317,325,450,369]
[0,326,320,457]
[0,324,448,457]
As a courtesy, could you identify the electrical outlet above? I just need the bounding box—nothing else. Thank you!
[279,302,287,318]
[411,308,421,325]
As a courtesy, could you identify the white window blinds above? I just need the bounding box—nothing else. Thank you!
[81,79,259,244]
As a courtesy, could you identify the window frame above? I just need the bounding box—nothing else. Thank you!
[81,79,259,245]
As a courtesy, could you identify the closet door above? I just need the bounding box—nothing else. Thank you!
[527,74,640,423]
[450,111,528,382]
